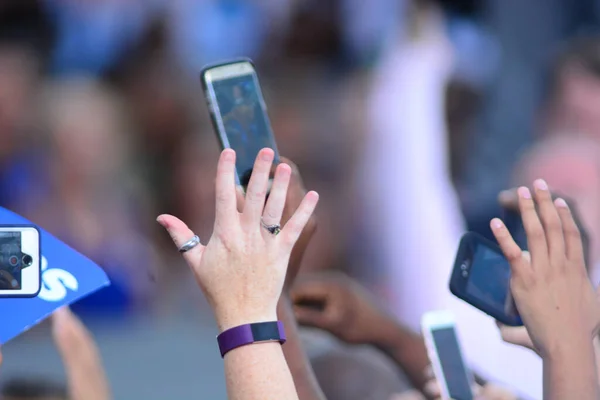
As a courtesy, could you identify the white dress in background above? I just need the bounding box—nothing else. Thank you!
[359,11,543,399]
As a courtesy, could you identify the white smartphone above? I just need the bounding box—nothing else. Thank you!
[200,59,279,188]
[0,226,41,297]
[422,310,474,400]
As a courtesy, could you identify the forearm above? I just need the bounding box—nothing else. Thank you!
[543,340,599,400]
[594,335,600,384]
[224,342,299,400]
[278,296,326,400]
[372,319,430,390]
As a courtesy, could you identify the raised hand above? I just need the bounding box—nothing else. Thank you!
[498,188,590,263]
[158,148,319,331]
[52,307,111,400]
[491,181,599,355]
[491,179,600,399]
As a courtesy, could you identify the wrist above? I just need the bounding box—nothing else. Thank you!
[215,307,278,333]
[369,314,406,348]
[542,337,595,364]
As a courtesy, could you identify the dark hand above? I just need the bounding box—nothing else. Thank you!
[291,272,393,344]
[279,157,317,289]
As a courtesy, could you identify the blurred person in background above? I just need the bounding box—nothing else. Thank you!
[43,0,159,77]
[542,36,600,140]
[463,0,600,240]
[165,0,295,75]
[0,0,55,209]
[19,78,159,317]
[359,0,542,397]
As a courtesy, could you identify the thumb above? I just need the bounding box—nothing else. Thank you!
[496,321,535,352]
[157,214,204,264]
[290,279,332,303]
[293,305,329,329]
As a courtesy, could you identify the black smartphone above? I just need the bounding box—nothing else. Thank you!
[449,232,522,326]
[502,208,528,251]
[200,59,279,187]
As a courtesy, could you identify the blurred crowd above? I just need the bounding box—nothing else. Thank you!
[2,0,600,398]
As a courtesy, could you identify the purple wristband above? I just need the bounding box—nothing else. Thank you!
[217,321,286,358]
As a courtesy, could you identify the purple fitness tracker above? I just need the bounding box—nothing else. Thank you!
[217,321,286,358]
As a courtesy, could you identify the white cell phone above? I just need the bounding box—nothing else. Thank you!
[0,225,41,297]
[422,310,474,400]
[201,59,280,188]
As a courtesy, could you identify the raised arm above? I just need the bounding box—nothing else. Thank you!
[51,307,111,400]
[491,180,600,400]
[158,148,319,400]
[275,158,325,400]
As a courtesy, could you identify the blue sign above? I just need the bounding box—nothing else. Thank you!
[0,207,110,344]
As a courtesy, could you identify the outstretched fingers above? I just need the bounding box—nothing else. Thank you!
[279,191,319,250]
[517,186,549,269]
[242,148,275,227]
[532,179,565,264]
[261,163,292,228]
[555,198,586,267]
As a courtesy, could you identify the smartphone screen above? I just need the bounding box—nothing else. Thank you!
[451,232,521,326]
[466,243,515,318]
[203,61,278,186]
[431,326,473,400]
[0,226,41,297]
[503,208,528,251]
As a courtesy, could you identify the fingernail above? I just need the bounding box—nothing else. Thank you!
[222,149,235,161]
[533,179,548,191]
[53,306,69,322]
[518,187,531,199]
[491,218,503,229]
[156,216,167,228]
[261,149,274,161]
[555,198,568,208]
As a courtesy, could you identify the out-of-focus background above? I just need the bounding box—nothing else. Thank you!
[1,0,600,398]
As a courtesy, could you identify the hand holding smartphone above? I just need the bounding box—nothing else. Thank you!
[422,311,474,400]
[200,59,279,188]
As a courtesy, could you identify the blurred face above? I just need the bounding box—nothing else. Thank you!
[0,46,37,157]
[519,150,600,263]
[551,65,600,138]
[50,92,124,179]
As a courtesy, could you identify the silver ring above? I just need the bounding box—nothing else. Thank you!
[261,219,281,236]
[178,235,201,253]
